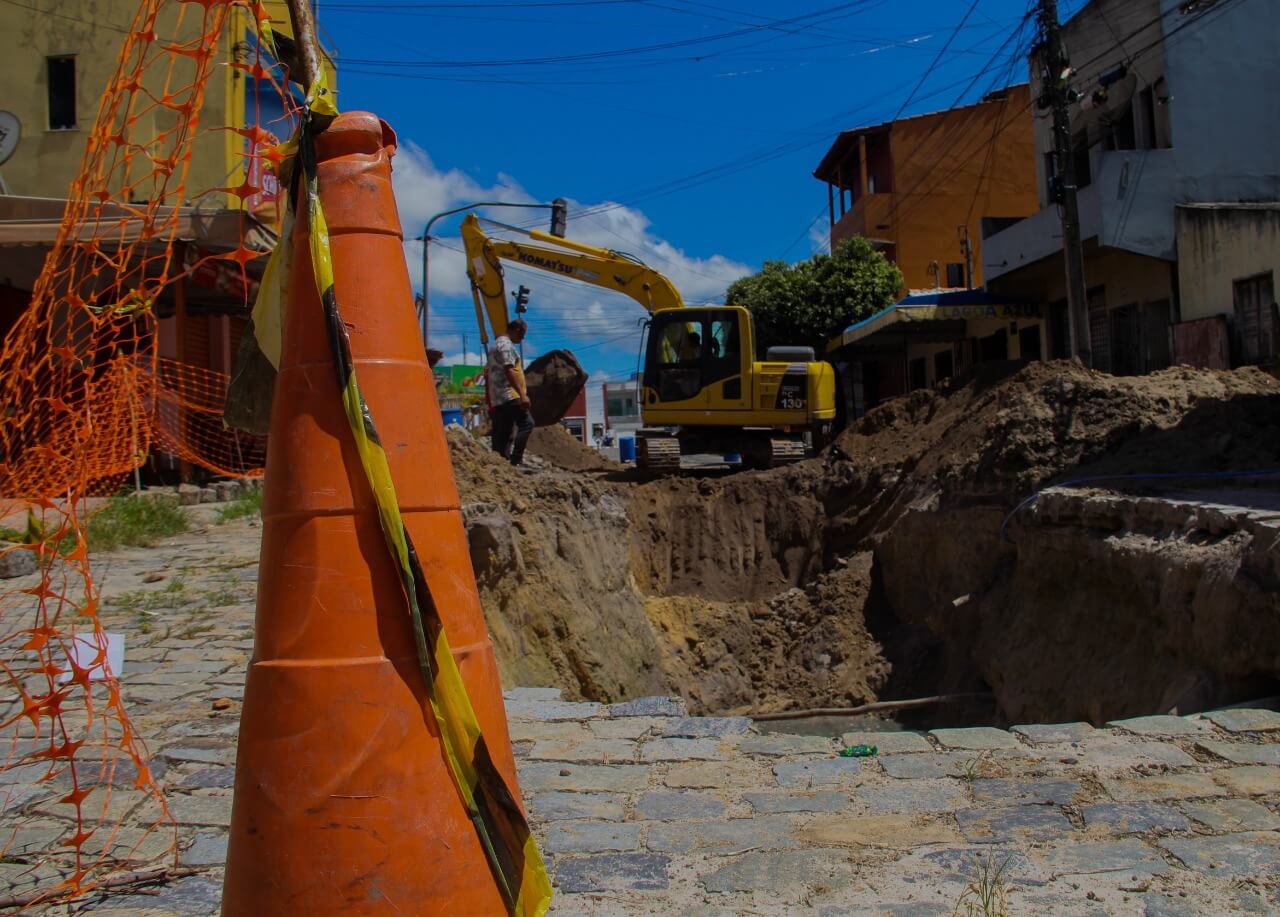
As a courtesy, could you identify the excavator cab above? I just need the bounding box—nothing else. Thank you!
[645,308,749,412]
[640,306,836,468]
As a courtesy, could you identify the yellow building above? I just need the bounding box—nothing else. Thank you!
[0,0,314,208]
[0,1,332,373]
[813,85,1039,292]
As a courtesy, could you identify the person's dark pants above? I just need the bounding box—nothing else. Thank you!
[490,400,535,465]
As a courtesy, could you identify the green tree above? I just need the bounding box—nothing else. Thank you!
[725,236,903,353]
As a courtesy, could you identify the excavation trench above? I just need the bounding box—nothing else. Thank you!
[453,362,1280,727]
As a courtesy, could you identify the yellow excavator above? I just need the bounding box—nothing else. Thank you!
[460,213,836,470]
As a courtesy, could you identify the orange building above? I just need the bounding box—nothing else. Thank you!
[813,85,1038,291]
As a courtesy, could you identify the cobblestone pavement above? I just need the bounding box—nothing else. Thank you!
[4,515,1279,915]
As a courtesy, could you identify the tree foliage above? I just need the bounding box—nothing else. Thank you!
[725,236,903,354]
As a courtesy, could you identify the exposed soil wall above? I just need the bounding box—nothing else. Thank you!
[449,361,1280,722]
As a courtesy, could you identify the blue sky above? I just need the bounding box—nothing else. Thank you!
[317,0,1086,418]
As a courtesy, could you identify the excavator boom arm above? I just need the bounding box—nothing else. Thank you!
[460,213,685,344]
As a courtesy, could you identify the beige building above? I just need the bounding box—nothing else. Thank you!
[1175,204,1279,368]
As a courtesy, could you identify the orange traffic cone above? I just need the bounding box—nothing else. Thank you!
[222,112,532,914]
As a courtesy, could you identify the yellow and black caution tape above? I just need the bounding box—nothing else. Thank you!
[233,20,552,916]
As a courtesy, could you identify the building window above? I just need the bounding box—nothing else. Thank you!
[945,263,965,288]
[47,56,77,130]
[1233,272,1276,365]
[908,357,927,391]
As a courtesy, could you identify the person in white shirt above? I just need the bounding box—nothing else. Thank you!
[486,319,534,465]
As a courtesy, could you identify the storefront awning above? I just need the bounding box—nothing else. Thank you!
[827,289,1043,352]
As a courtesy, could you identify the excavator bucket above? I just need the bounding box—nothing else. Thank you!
[525,348,588,426]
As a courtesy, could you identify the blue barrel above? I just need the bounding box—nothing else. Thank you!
[441,408,465,428]
[619,435,637,462]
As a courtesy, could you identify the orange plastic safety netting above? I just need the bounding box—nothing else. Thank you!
[0,0,293,905]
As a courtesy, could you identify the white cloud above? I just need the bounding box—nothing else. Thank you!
[808,218,831,256]
[389,140,754,363]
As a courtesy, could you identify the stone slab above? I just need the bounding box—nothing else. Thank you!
[1101,773,1226,802]
[1203,708,1280,733]
[607,696,686,718]
[636,790,726,820]
[518,762,651,793]
[542,820,643,854]
[737,733,833,756]
[929,727,1022,751]
[802,813,962,849]
[528,738,637,763]
[1212,765,1280,797]
[1196,739,1280,766]
[970,778,1082,807]
[879,751,981,780]
[840,731,933,754]
[1160,832,1280,877]
[180,832,228,867]
[1180,798,1280,833]
[166,791,233,828]
[773,757,862,788]
[639,738,721,762]
[742,791,849,814]
[589,716,668,740]
[555,852,670,893]
[855,779,969,814]
[956,805,1074,844]
[663,760,765,789]
[505,700,602,722]
[529,791,627,822]
[646,815,799,854]
[504,687,563,703]
[700,850,853,894]
[914,847,1046,887]
[663,717,752,738]
[1011,722,1097,745]
[108,877,223,916]
[178,767,236,790]
[1033,838,1169,877]
[1107,715,1208,737]
[1080,802,1189,834]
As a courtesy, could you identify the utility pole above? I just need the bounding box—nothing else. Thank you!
[1037,0,1091,367]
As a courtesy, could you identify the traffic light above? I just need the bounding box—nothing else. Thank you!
[513,285,531,313]
[550,198,568,238]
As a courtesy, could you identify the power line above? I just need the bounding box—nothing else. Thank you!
[336,0,886,69]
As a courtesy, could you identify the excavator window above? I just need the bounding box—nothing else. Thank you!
[652,318,704,402]
[704,314,742,389]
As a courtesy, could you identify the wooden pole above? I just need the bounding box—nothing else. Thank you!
[284,0,321,91]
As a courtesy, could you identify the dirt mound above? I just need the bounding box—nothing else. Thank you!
[446,428,663,701]
[527,425,621,472]
[447,362,1280,719]
[831,360,1280,499]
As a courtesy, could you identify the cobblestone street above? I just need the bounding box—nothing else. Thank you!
[3,514,1279,915]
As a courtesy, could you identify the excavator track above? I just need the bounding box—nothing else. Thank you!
[768,437,808,466]
[743,435,807,469]
[636,433,682,471]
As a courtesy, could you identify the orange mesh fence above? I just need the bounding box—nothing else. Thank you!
[0,0,292,905]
